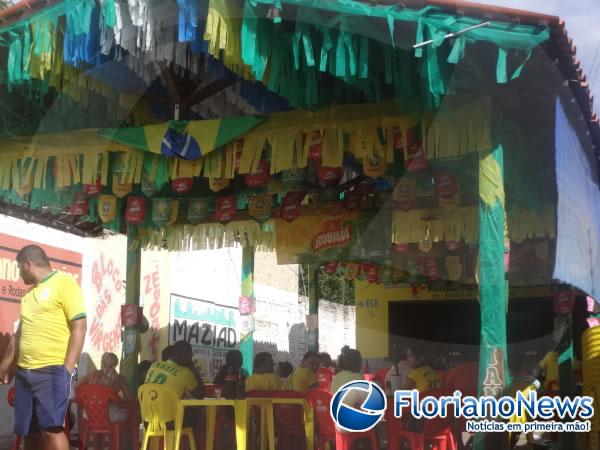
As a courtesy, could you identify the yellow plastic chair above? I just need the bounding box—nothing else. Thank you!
[138,384,197,450]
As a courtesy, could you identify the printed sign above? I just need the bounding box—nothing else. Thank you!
[170,294,240,381]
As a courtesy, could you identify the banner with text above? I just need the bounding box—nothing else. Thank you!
[169,294,240,381]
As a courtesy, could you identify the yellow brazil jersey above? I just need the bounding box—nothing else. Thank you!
[18,271,85,369]
[145,360,198,398]
[288,367,317,393]
[539,351,559,389]
[245,373,284,392]
[407,366,442,393]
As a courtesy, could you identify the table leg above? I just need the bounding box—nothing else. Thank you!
[174,404,184,450]
[206,406,216,450]
[303,406,314,450]
[265,403,275,450]
[235,400,248,450]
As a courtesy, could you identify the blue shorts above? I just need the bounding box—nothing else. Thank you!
[14,365,74,436]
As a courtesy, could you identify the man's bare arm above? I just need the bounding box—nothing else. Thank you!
[64,318,86,374]
[0,326,19,384]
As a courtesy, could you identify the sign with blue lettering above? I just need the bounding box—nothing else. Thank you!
[169,293,240,381]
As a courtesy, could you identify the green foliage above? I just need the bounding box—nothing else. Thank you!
[299,264,355,306]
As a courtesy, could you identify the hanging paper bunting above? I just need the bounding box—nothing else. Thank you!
[281,167,306,187]
[244,160,270,188]
[112,175,133,198]
[435,172,460,207]
[404,127,428,172]
[98,195,117,223]
[215,196,237,223]
[365,264,381,283]
[248,193,273,221]
[141,171,160,197]
[445,256,462,281]
[553,288,575,315]
[363,152,387,178]
[393,175,417,211]
[393,243,409,252]
[418,238,432,253]
[233,140,244,172]
[323,261,339,274]
[280,191,305,222]
[342,180,373,210]
[318,166,343,186]
[84,177,102,196]
[308,131,323,162]
[209,177,230,192]
[171,177,194,194]
[445,240,461,251]
[71,192,89,216]
[239,296,256,315]
[167,201,179,225]
[188,198,210,224]
[421,256,439,281]
[343,262,361,280]
[125,197,147,225]
[153,198,172,226]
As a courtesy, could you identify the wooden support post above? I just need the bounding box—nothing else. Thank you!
[240,246,255,374]
[121,224,142,393]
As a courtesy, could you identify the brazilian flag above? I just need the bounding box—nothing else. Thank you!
[99,115,265,160]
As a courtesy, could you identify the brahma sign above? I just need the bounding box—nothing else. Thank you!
[0,232,82,336]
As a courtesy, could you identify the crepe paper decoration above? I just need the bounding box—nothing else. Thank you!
[125,196,147,225]
[71,192,89,216]
[171,177,194,194]
[215,195,237,223]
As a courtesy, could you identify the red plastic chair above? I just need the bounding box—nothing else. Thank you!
[421,390,457,450]
[246,390,273,450]
[8,386,72,450]
[316,368,334,391]
[307,388,379,450]
[373,368,389,389]
[271,391,307,450]
[384,397,423,450]
[75,384,138,450]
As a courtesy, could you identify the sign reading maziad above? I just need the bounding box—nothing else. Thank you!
[169,294,240,380]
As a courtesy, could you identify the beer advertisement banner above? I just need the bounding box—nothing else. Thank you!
[275,207,365,264]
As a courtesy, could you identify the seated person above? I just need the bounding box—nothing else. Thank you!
[145,340,205,434]
[245,352,284,392]
[277,361,294,380]
[74,352,135,423]
[287,352,319,393]
[319,352,337,371]
[161,345,173,362]
[402,344,442,393]
[214,350,248,385]
[330,346,366,408]
[385,346,416,393]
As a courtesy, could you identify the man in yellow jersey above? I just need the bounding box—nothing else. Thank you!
[0,245,86,450]
[144,340,205,439]
[287,351,320,393]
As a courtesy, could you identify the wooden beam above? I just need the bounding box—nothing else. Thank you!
[184,77,238,110]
